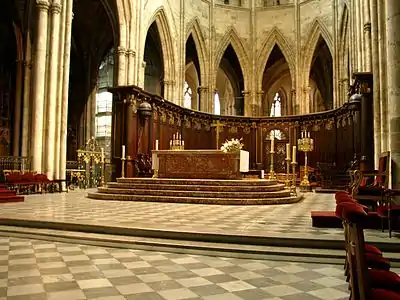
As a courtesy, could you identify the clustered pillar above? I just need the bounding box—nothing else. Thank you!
[386,0,400,188]
[27,0,73,182]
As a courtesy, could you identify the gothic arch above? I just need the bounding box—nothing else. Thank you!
[146,7,176,82]
[257,27,295,90]
[302,18,333,86]
[186,18,208,86]
[214,27,249,90]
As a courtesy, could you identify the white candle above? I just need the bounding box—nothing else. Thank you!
[173,134,175,140]
[308,131,310,138]
[101,147,104,162]
[122,145,126,159]
[182,141,185,147]
[286,143,290,160]
[292,146,297,163]
[155,139,159,150]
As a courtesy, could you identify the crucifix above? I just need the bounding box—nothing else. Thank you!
[211,120,225,150]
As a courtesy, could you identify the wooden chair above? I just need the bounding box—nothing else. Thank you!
[340,202,400,300]
[351,151,390,211]
[378,189,400,238]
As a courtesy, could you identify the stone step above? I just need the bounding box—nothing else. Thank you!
[97,187,291,199]
[1,225,400,266]
[117,177,278,186]
[106,182,286,192]
[87,192,301,205]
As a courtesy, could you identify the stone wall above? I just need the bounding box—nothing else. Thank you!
[136,0,339,116]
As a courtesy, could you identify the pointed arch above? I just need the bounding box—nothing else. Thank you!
[214,27,249,89]
[302,18,333,84]
[185,17,208,86]
[257,27,295,90]
[146,7,176,82]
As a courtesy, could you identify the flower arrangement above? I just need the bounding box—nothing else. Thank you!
[220,138,244,153]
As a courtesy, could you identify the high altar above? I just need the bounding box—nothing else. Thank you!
[152,150,249,180]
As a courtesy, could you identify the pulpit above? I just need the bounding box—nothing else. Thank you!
[152,150,249,179]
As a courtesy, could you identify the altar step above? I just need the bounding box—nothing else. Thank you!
[116,177,280,186]
[88,178,301,205]
[106,182,285,192]
[1,224,400,266]
[97,187,290,198]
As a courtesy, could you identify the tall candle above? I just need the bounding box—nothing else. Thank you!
[286,143,290,160]
[122,145,126,159]
[292,146,297,163]
[155,140,159,150]
[101,147,104,162]
[307,131,310,138]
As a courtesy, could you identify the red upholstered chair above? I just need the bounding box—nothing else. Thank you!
[341,203,400,300]
[378,189,400,238]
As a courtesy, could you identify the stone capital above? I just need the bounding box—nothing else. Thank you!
[36,0,50,11]
[141,61,147,68]
[117,47,126,55]
[50,2,62,14]
[197,86,209,93]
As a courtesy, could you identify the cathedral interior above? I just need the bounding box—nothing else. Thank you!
[0,0,399,299]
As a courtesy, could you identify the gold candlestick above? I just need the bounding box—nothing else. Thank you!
[101,161,105,186]
[291,161,297,196]
[285,158,291,188]
[298,131,314,192]
[121,157,126,178]
[269,151,276,180]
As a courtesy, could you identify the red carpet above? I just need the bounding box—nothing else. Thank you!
[0,188,24,203]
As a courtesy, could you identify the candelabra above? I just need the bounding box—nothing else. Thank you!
[121,157,126,178]
[298,131,314,192]
[269,150,276,180]
[291,161,298,196]
[170,132,185,150]
[285,158,291,188]
[101,161,105,186]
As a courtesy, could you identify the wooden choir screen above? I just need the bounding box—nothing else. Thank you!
[108,85,361,180]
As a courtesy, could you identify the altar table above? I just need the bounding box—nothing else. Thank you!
[152,150,249,179]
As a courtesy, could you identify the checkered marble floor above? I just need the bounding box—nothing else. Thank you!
[0,236,352,300]
[0,190,397,243]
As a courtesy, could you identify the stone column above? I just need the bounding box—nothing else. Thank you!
[386,0,400,188]
[256,91,264,115]
[369,0,381,166]
[127,50,135,85]
[12,59,23,156]
[363,0,372,71]
[356,0,363,70]
[117,47,126,86]
[242,90,252,116]
[198,86,209,112]
[44,1,62,179]
[290,89,296,115]
[54,0,67,180]
[138,61,146,88]
[378,1,388,152]
[59,0,73,189]
[21,60,32,157]
[31,0,50,173]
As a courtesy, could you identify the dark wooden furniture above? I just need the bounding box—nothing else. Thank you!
[351,151,390,210]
